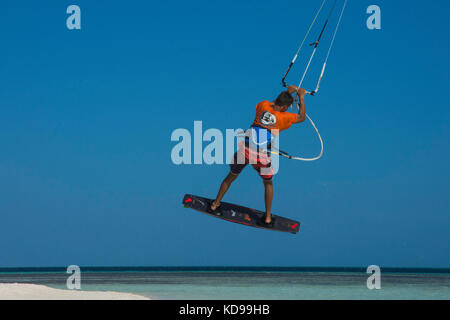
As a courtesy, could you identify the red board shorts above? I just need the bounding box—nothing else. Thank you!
[229,141,274,181]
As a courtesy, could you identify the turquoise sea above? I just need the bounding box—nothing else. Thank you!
[0,267,449,300]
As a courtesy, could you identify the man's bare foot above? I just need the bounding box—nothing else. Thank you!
[265,214,272,224]
[258,215,274,228]
[210,200,221,211]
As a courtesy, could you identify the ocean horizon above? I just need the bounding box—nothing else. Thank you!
[1,266,450,274]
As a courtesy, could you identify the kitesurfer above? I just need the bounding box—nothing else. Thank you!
[209,86,307,227]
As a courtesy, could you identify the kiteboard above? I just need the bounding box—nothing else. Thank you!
[182,194,300,234]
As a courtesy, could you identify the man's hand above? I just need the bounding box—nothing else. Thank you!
[287,85,298,95]
[297,88,306,97]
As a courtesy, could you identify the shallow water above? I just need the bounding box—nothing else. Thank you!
[1,269,449,300]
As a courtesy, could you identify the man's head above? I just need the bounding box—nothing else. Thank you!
[274,91,294,111]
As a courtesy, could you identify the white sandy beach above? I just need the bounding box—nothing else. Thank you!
[0,283,149,300]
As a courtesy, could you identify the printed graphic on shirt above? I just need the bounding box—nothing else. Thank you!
[259,111,277,126]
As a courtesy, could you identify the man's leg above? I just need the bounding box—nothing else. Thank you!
[211,149,247,210]
[263,179,273,223]
[253,154,274,224]
[211,172,238,210]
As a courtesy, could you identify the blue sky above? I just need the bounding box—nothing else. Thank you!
[0,0,449,268]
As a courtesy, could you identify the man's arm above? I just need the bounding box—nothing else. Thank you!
[295,88,306,123]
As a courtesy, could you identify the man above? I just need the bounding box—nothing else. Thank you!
[209,86,307,227]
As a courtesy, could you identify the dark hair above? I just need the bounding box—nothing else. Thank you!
[274,91,294,107]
